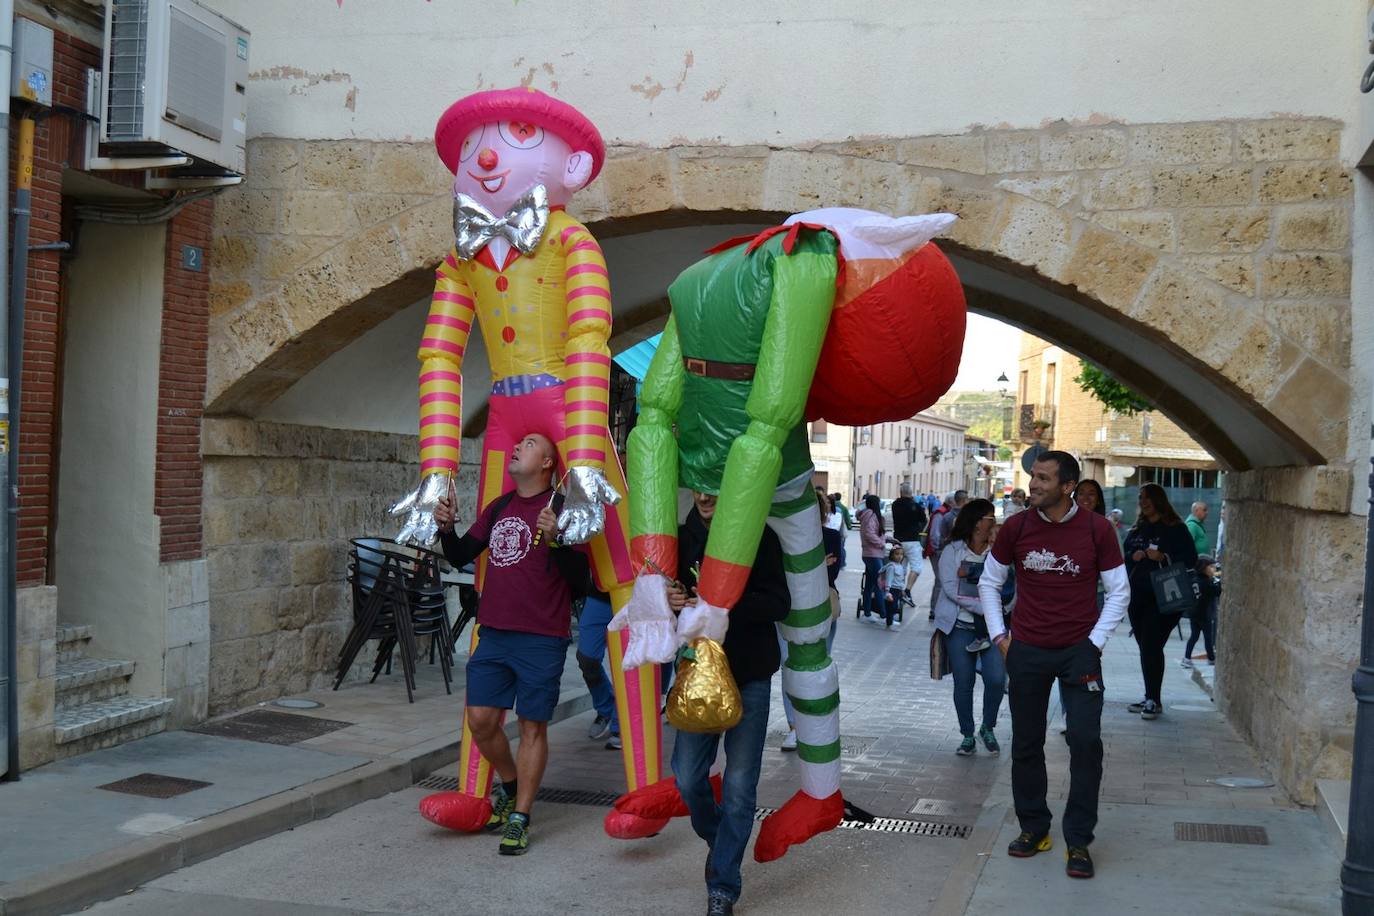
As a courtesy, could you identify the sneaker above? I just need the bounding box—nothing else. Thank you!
[978,725,1000,755]
[891,620,901,630]
[1140,700,1161,720]
[956,736,977,756]
[1008,831,1052,857]
[485,783,516,832]
[781,729,798,752]
[966,638,992,653]
[498,812,529,855]
[1127,699,1148,714]
[1066,845,1095,878]
[1179,658,1193,670]
[605,734,623,750]
[706,893,735,916]
[588,714,612,741]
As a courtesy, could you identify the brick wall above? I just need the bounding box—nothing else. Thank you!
[157,200,212,561]
[11,27,101,585]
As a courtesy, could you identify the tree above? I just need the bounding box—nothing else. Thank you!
[1073,363,1152,416]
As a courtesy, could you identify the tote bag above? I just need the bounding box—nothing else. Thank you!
[929,630,951,680]
[1150,562,1200,615]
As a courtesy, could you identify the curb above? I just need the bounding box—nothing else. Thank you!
[0,689,593,916]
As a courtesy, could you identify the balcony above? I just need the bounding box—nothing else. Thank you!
[1017,404,1055,443]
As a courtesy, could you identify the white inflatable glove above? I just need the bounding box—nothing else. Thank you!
[389,471,450,547]
[677,596,729,645]
[558,466,622,545]
[607,574,679,669]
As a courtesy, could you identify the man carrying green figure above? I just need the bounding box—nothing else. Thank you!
[610,207,968,865]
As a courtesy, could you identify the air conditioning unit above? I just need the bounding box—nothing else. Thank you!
[99,0,249,175]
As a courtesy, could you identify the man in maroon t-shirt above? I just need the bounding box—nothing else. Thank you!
[435,432,589,856]
[977,451,1128,880]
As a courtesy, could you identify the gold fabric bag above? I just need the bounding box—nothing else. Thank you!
[665,637,743,733]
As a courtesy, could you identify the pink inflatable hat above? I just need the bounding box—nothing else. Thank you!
[434,87,606,180]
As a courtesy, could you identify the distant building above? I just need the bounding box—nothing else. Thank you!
[807,420,853,502]
[853,412,968,503]
[1012,335,1219,494]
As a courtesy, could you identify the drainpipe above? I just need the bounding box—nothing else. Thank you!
[1343,449,1374,913]
[0,1,14,782]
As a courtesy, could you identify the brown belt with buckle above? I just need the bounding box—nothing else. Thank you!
[683,356,756,381]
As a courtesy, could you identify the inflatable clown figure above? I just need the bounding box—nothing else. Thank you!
[612,208,967,861]
[395,88,664,838]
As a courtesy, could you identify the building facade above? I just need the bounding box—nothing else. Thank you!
[806,420,853,502]
[853,412,969,503]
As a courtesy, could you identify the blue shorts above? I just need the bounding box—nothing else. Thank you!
[466,627,570,722]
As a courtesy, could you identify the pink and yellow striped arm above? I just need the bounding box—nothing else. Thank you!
[417,251,477,476]
[559,219,613,471]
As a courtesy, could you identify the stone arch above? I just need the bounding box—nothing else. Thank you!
[209,122,1353,471]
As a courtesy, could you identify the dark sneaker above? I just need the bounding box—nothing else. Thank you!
[605,733,623,751]
[1140,699,1162,720]
[588,714,612,740]
[706,894,734,916]
[1127,699,1148,714]
[1066,845,1094,878]
[956,736,977,756]
[1008,831,1053,857]
[498,812,530,855]
[978,725,1000,755]
[485,783,516,832]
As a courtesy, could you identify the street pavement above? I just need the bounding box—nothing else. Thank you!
[68,540,1344,915]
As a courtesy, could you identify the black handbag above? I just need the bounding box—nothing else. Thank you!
[1150,562,1200,615]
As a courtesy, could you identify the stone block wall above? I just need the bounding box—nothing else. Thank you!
[1218,466,1362,803]
[15,585,56,769]
[202,418,479,715]
[161,559,209,728]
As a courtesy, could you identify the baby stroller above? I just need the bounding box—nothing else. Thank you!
[855,566,913,623]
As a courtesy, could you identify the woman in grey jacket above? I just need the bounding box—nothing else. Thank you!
[934,498,1005,756]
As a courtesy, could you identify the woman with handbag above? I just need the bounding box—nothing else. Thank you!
[934,498,1006,756]
[857,494,888,623]
[1122,484,1198,720]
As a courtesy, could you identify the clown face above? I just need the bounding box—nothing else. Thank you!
[452,119,594,214]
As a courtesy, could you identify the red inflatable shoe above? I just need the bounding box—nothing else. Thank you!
[603,809,671,839]
[612,774,723,820]
[418,791,492,833]
[754,789,845,862]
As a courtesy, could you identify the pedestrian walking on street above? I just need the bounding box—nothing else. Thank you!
[1186,501,1211,556]
[831,491,854,569]
[1123,484,1199,722]
[933,498,1005,757]
[976,451,1129,880]
[670,490,791,916]
[576,590,619,746]
[858,494,888,624]
[435,432,590,856]
[891,482,929,592]
[1181,555,1220,669]
[926,490,967,620]
[880,544,912,630]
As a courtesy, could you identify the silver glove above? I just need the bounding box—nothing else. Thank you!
[556,466,622,545]
[389,471,452,547]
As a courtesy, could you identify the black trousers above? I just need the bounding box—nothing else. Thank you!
[1128,605,1183,703]
[1006,639,1105,847]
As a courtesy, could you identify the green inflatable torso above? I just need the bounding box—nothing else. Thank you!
[669,229,838,494]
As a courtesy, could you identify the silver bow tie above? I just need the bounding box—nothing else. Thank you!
[452,185,550,261]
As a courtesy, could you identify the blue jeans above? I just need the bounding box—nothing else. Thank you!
[947,625,1006,737]
[673,677,772,903]
[576,596,618,733]
[777,621,837,729]
[861,556,884,618]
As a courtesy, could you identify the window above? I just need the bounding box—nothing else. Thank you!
[1045,362,1057,407]
[810,419,828,443]
[1019,370,1029,403]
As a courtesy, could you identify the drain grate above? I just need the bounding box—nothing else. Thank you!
[97,772,212,798]
[189,709,353,745]
[1174,822,1270,845]
[414,776,970,838]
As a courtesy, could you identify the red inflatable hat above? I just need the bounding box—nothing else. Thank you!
[434,87,606,179]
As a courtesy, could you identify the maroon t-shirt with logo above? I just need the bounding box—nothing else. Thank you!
[462,491,578,639]
[992,507,1123,649]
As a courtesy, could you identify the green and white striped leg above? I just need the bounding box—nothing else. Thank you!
[766,473,841,800]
